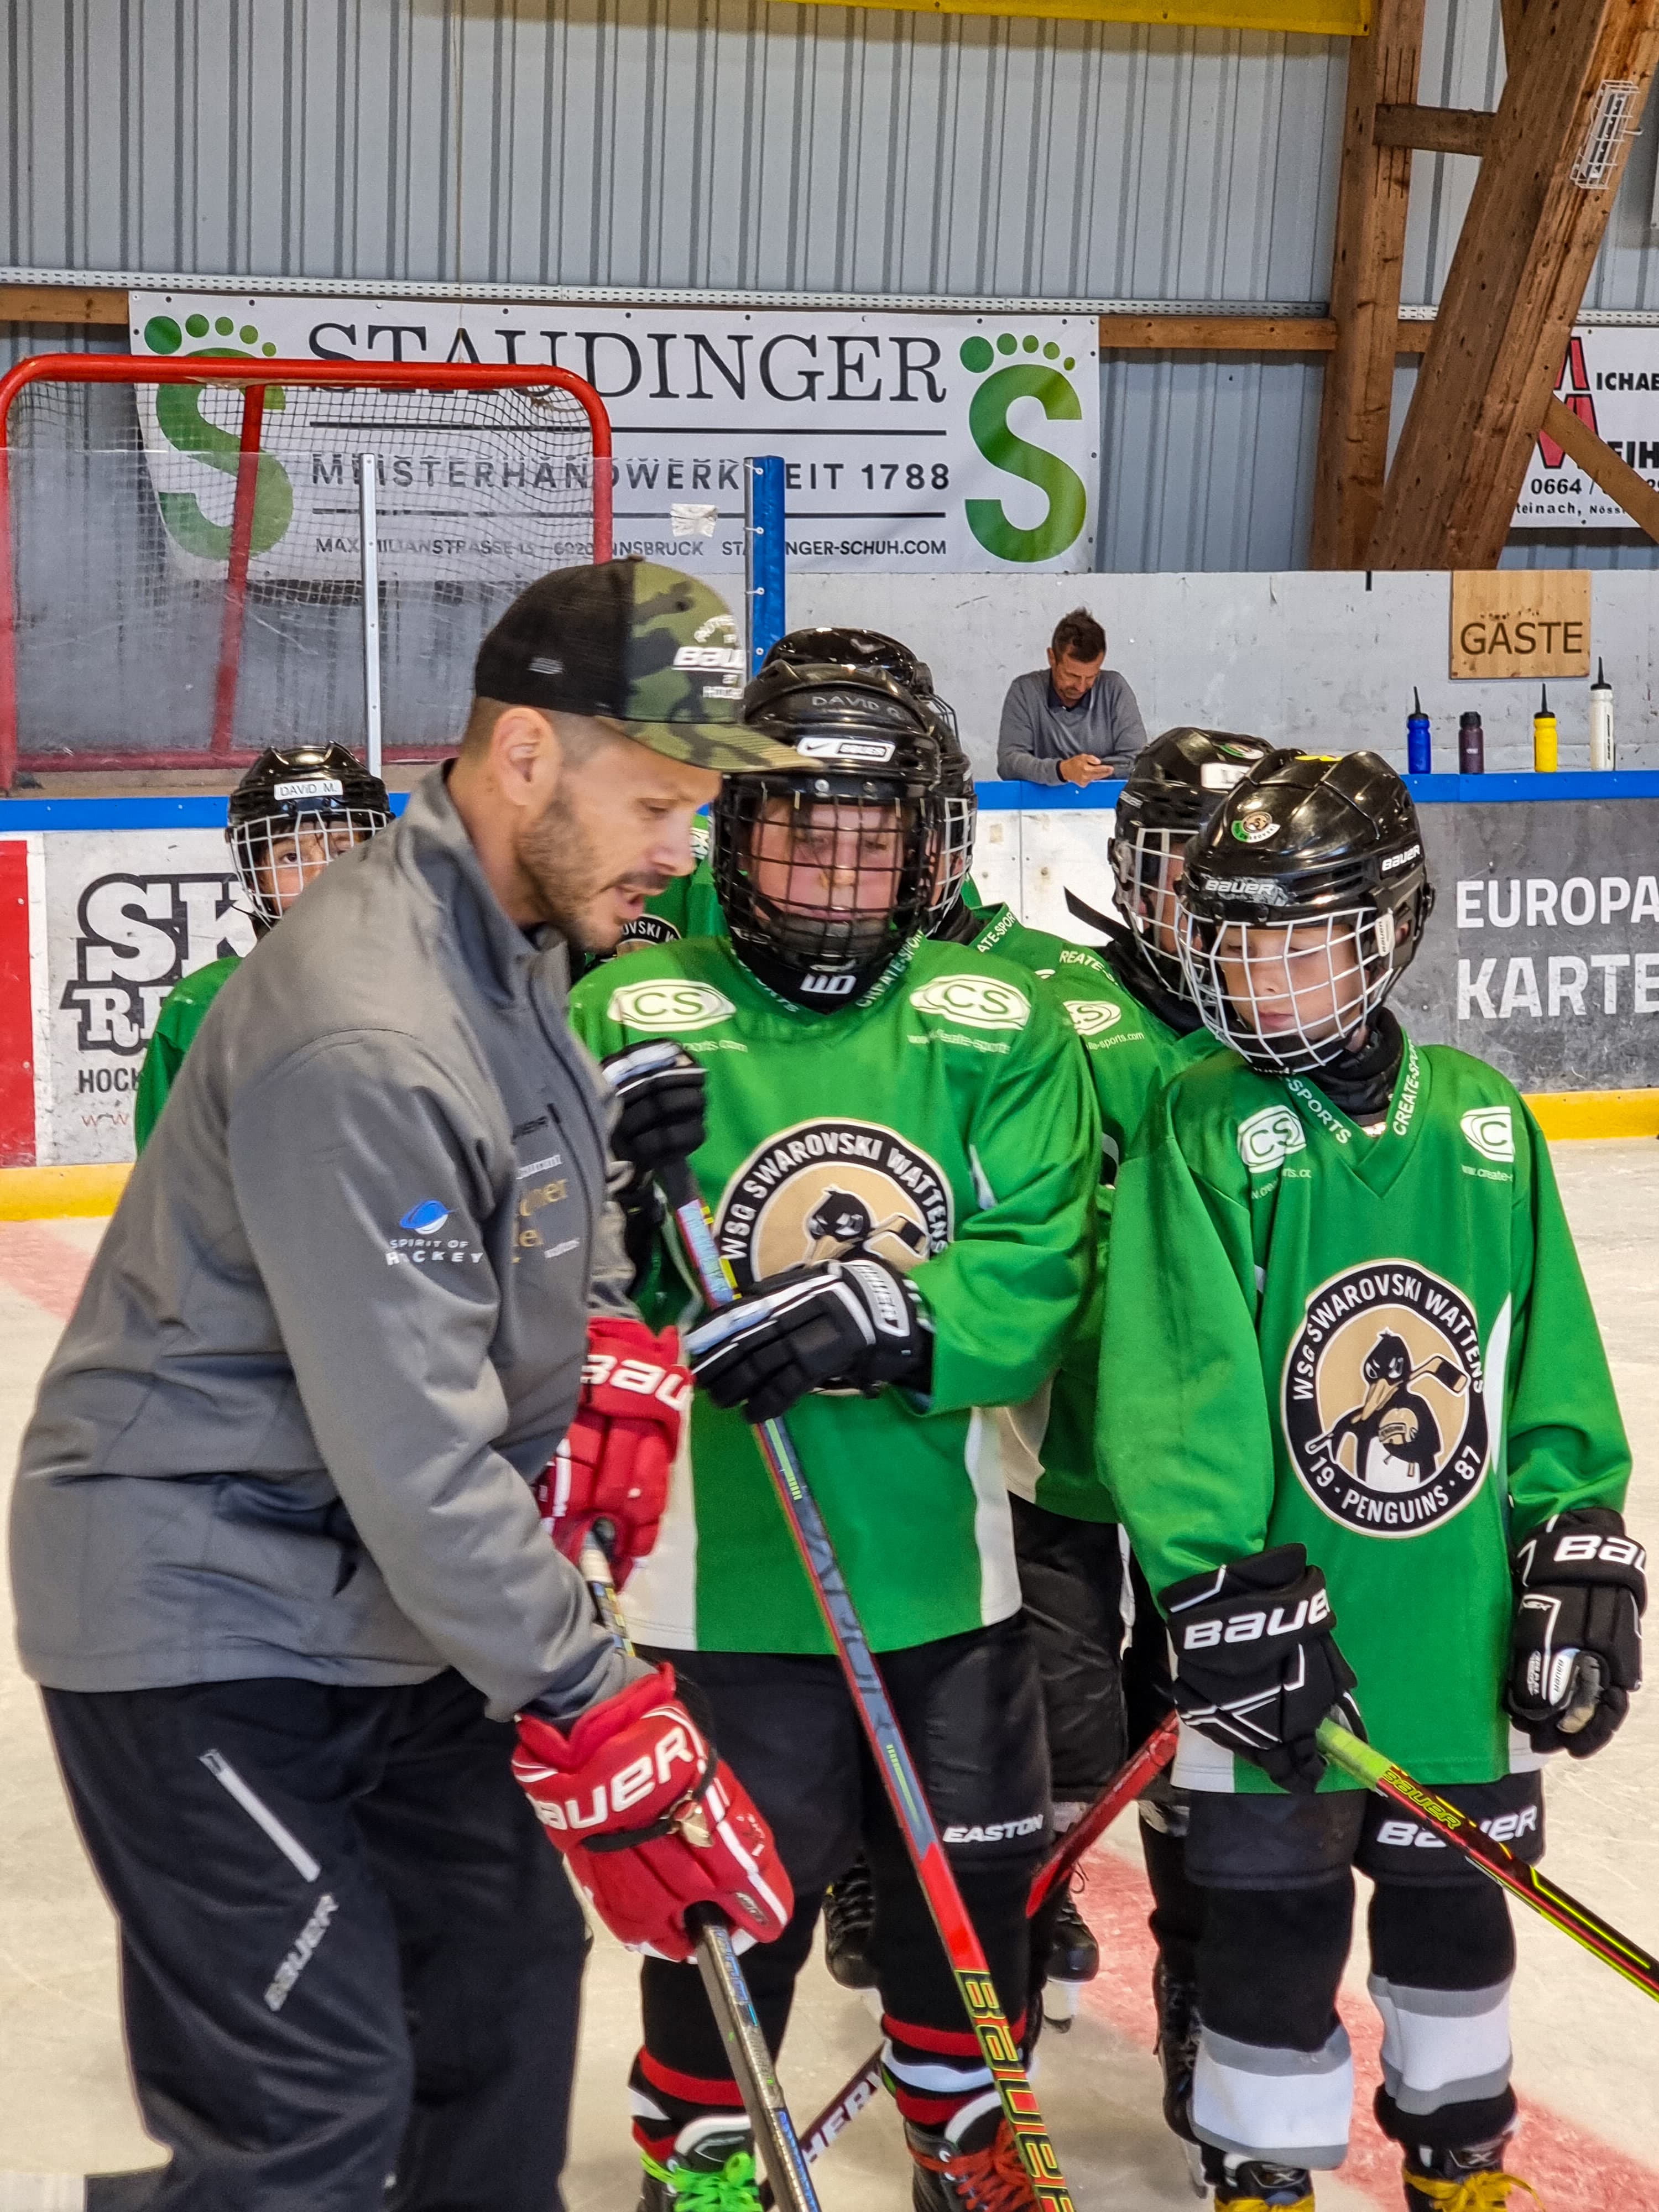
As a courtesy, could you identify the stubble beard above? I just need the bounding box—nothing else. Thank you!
[516,787,667,953]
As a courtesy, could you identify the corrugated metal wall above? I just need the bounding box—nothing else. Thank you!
[3,0,1659,568]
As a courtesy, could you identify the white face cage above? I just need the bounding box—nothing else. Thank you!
[1110,823,1190,993]
[1175,901,1401,1076]
[229,808,388,928]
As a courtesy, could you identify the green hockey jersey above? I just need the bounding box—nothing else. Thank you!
[969,904,1220,1522]
[133,955,241,1151]
[1099,1034,1630,1792]
[568,933,1101,1656]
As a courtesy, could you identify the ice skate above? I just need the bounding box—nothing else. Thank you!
[824,1856,878,1991]
[905,2105,1040,2212]
[639,2116,761,2212]
[1038,1879,1098,2032]
[1400,2136,1541,2211]
[1203,2151,1314,2210]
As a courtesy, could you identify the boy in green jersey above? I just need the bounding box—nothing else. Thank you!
[133,744,390,1147]
[569,661,1100,2212]
[1099,751,1644,2210]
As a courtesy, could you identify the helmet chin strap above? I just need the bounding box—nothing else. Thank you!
[732,935,894,1013]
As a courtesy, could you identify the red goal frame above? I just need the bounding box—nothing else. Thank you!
[0,353,614,788]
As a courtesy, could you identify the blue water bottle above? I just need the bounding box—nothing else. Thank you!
[1407,687,1432,775]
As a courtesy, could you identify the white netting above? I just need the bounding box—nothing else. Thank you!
[2,371,602,764]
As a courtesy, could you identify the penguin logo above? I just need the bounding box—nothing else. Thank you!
[1281,1262,1495,1538]
[713,1119,952,1291]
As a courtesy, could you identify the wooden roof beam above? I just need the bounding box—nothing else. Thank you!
[1310,0,1430,569]
[1373,103,1493,156]
[1542,393,1659,545]
[1368,0,1659,571]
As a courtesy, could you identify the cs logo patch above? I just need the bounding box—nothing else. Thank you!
[1237,1105,1306,1175]
[909,974,1030,1031]
[607,978,735,1033]
[1460,1106,1515,1165]
[1064,998,1123,1037]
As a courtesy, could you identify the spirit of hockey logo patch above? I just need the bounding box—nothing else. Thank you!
[714,1118,953,1292]
[1282,1261,1490,1538]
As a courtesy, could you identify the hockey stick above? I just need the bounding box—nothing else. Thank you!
[576,1533,824,2212]
[1316,1718,1659,2005]
[662,1162,1076,2212]
[759,1712,1183,2201]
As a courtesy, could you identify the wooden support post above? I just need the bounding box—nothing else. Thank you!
[1310,0,1429,569]
[1373,104,1494,157]
[1541,394,1659,545]
[1369,0,1659,571]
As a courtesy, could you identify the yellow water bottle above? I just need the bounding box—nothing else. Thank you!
[1533,684,1558,773]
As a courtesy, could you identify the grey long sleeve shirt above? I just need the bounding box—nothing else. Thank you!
[995,667,1147,785]
[12,768,638,1723]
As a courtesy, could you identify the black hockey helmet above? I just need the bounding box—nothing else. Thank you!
[1109,728,1275,993]
[1175,749,1433,1075]
[717,662,941,985]
[227,743,392,928]
[762,625,959,740]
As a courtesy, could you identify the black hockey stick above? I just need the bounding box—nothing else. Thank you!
[759,1711,1182,2202]
[577,1533,824,2212]
[663,1161,1077,2212]
[1317,1718,1659,2005]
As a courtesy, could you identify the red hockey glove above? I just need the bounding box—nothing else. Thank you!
[535,1316,691,1585]
[513,1665,793,1961]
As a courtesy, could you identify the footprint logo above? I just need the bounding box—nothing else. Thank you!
[959,333,1090,565]
[142,312,295,562]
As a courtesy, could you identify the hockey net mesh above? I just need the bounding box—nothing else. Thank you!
[3,372,602,764]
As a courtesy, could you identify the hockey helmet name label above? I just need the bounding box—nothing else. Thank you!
[273,776,345,804]
[1282,1261,1490,1538]
[608,978,735,1033]
[909,974,1031,1031]
[714,1117,953,1293]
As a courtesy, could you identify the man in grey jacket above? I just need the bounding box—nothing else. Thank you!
[11,559,797,2212]
[995,605,1147,785]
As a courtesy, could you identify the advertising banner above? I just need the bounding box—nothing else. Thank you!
[128,293,1100,578]
[1517,330,1659,530]
[40,832,254,1165]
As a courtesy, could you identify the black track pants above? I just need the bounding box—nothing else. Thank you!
[44,1671,587,2212]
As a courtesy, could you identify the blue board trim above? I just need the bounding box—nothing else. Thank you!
[0,791,414,832]
[0,778,1652,834]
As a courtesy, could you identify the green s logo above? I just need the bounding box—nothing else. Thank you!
[959,333,1090,565]
[143,313,294,561]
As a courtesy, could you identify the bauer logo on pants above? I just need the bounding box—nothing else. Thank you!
[713,1118,953,1292]
[1281,1262,1491,1538]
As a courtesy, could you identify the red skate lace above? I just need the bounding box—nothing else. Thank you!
[912,2125,1038,2212]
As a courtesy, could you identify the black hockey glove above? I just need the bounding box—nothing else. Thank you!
[685,1256,931,1423]
[1505,1506,1646,1759]
[602,1041,707,1182]
[1162,1543,1362,1796]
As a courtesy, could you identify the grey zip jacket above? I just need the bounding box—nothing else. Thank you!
[12,769,641,1723]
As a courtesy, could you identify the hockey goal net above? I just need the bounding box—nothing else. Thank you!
[0,353,612,784]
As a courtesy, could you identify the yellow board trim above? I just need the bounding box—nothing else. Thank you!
[778,0,1368,29]
[1524,1090,1659,1141]
[0,1165,133,1219]
[0,1086,1644,1219]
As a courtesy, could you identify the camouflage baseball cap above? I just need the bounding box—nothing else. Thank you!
[473,558,799,773]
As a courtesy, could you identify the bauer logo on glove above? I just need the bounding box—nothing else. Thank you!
[535,1315,691,1585]
[513,1665,794,1960]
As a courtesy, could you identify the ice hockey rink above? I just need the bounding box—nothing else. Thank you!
[0,1139,1653,2212]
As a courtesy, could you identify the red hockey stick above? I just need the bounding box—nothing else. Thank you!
[761,1713,1181,2198]
[664,1162,1076,2212]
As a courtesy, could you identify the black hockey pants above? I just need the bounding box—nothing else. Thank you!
[1009,1495,1126,1801]
[44,1671,587,2212]
[630,1619,1050,2147]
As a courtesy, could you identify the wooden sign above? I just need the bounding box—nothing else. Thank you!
[782,0,1366,27]
[1449,571,1591,682]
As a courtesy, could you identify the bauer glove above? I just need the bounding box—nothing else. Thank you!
[534,1316,690,1587]
[513,1665,792,1961]
[1506,1506,1646,1759]
[1162,1543,1363,1795]
[602,1041,707,1182]
[685,1255,931,1423]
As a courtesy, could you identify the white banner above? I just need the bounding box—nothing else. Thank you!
[1516,329,1659,530]
[129,293,1099,578]
[43,832,254,1165]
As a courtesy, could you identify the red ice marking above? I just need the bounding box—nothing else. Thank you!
[0,1221,94,1320]
[1072,1840,1659,2212]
